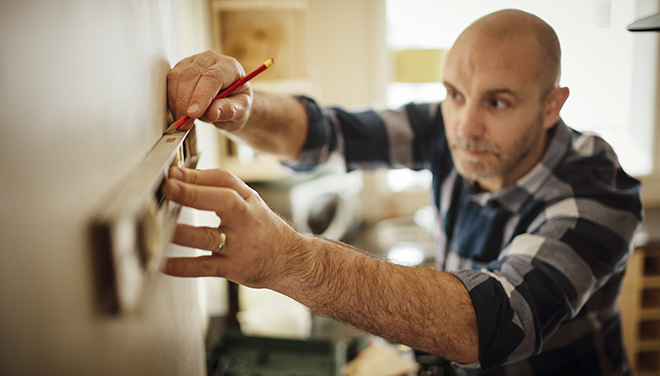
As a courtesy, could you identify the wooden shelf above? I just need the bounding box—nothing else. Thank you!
[621,245,660,375]
[644,278,660,291]
[641,309,660,321]
[211,0,311,182]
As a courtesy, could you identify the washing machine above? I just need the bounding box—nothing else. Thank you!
[249,171,363,241]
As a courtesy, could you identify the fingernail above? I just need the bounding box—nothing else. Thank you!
[163,179,181,198]
[188,103,200,114]
[169,166,184,180]
[216,108,222,121]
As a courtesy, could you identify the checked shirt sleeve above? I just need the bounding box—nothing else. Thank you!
[285,96,444,172]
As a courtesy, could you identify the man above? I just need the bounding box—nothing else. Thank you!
[163,9,643,375]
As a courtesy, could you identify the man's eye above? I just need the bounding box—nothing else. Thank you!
[449,91,460,100]
[490,99,507,109]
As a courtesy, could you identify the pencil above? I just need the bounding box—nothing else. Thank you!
[172,58,274,130]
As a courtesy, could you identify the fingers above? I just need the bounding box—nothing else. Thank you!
[168,167,253,200]
[160,167,276,282]
[172,224,226,252]
[167,55,194,118]
[189,62,245,119]
[166,50,245,121]
[163,255,227,278]
[202,90,252,126]
[163,179,248,223]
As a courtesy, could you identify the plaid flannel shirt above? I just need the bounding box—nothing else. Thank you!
[287,98,643,375]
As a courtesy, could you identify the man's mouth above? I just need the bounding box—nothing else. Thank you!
[450,140,499,159]
[460,148,489,157]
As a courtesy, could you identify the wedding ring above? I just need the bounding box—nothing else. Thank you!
[215,228,227,253]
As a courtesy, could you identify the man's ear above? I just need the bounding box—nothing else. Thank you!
[542,86,570,130]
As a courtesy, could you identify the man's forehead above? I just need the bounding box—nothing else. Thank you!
[443,35,540,94]
[443,53,524,89]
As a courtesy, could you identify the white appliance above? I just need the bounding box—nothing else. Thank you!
[251,171,363,241]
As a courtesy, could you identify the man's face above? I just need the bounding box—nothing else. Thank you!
[441,33,553,191]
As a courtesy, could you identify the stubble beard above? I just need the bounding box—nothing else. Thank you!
[448,112,544,184]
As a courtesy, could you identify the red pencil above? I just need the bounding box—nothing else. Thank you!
[172,58,274,129]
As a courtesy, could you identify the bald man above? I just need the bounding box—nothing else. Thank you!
[164,9,642,375]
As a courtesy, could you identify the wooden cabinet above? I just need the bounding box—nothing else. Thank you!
[210,0,310,182]
[620,246,660,375]
[209,0,388,182]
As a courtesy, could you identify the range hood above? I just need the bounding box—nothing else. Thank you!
[628,12,660,32]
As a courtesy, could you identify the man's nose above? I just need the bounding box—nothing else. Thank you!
[457,103,485,139]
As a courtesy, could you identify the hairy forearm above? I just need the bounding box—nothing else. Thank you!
[228,91,308,161]
[275,235,480,364]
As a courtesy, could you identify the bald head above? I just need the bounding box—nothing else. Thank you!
[441,10,570,190]
[450,9,562,99]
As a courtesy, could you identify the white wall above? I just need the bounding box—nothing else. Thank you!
[0,1,212,375]
[307,0,388,107]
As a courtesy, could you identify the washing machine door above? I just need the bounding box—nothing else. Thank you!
[307,192,340,235]
[290,171,362,241]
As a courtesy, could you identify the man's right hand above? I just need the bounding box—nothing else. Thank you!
[167,50,253,131]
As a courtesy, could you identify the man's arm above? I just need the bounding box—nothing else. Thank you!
[166,51,478,362]
[280,236,480,364]
[167,50,308,161]
[231,91,308,161]
[161,167,479,364]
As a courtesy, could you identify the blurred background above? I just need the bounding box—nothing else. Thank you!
[1,0,660,375]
